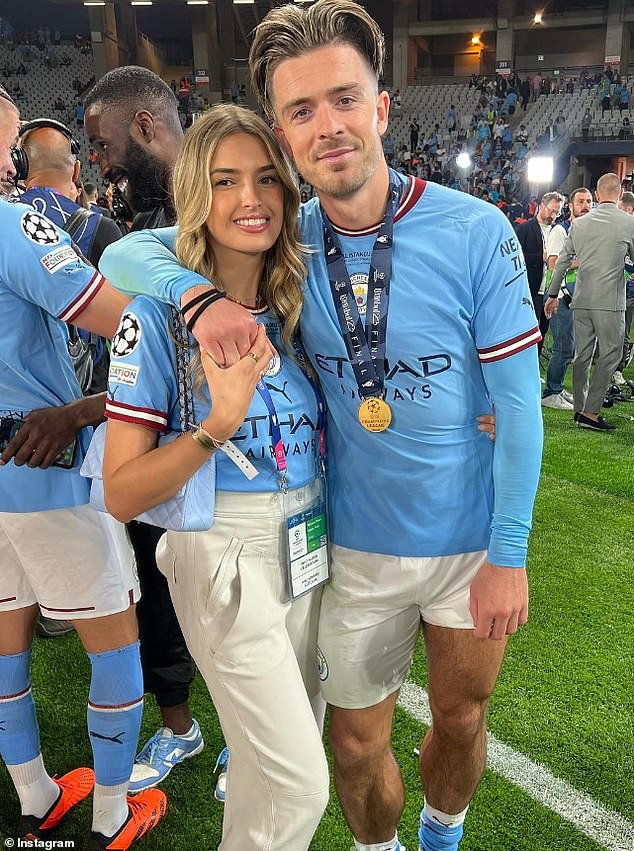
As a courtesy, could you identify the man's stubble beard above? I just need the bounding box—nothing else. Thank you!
[306,140,385,202]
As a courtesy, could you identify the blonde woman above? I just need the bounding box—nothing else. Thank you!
[100,105,329,851]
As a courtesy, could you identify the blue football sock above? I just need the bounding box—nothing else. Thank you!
[87,641,143,786]
[419,806,465,851]
[0,648,40,766]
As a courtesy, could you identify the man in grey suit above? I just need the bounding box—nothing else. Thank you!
[544,172,634,431]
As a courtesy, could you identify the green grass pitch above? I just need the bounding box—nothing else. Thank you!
[1,363,632,851]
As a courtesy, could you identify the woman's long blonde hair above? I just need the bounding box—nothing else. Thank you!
[173,104,306,347]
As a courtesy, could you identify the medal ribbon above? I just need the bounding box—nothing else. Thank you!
[321,177,400,400]
[256,338,327,490]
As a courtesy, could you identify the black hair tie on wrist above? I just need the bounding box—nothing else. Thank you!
[181,287,223,317]
[185,291,227,334]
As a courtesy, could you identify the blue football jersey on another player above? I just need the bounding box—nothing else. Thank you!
[298,173,540,559]
[0,200,105,511]
[105,296,321,492]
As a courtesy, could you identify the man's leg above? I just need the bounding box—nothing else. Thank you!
[583,310,625,415]
[0,604,69,834]
[544,302,574,397]
[417,625,507,850]
[126,521,202,793]
[329,694,404,846]
[128,520,196,732]
[571,309,597,413]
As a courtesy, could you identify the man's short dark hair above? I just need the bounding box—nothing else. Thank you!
[569,187,591,204]
[84,66,180,132]
[83,181,98,196]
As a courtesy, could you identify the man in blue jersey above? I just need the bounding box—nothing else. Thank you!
[97,3,543,850]
[0,84,166,849]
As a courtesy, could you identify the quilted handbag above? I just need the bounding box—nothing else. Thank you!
[81,308,215,531]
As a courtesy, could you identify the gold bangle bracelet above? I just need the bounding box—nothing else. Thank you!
[190,423,225,453]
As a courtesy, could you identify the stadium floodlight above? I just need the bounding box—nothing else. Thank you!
[131,1,153,5]
[186,1,209,4]
[456,151,472,170]
[83,1,106,5]
[233,0,255,4]
[527,155,553,184]
[534,11,543,24]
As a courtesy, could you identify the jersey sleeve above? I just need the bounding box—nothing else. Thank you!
[105,298,176,434]
[470,206,541,363]
[99,226,209,305]
[481,345,543,567]
[0,201,104,321]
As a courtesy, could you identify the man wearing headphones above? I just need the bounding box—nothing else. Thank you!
[16,118,121,268]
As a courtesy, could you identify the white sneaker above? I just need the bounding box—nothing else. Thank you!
[541,393,574,410]
[561,389,574,404]
[613,371,626,385]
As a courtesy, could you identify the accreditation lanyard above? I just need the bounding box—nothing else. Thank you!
[255,339,327,492]
[321,179,400,403]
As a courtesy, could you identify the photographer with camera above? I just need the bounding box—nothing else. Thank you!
[541,187,593,410]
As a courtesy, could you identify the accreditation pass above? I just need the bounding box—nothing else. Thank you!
[286,501,329,599]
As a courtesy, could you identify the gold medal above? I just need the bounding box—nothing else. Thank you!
[358,398,392,432]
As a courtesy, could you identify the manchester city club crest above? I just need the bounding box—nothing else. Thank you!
[317,646,329,681]
[351,272,368,315]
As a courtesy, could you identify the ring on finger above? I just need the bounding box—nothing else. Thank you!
[247,351,259,363]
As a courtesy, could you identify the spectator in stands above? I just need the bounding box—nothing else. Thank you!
[409,118,419,152]
[74,101,84,127]
[515,192,564,348]
[619,84,630,112]
[619,116,631,139]
[541,187,593,410]
[506,87,517,115]
[447,103,457,133]
[545,173,634,431]
[531,72,542,102]
[84,66,202,794]
[582,107,592,141]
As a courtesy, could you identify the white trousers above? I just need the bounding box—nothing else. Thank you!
[157,484,329,851]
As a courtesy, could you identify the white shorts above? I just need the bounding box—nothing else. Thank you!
[318,544,486,709]
[0,504,139,619]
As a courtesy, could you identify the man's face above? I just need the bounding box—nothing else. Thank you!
[270,43,389,201]
[571,191,592,218]
[85,102,170,214]
[538,198,561,226]
[0,100,20,183]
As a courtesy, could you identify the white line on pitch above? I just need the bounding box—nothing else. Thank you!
[398,681,634,851]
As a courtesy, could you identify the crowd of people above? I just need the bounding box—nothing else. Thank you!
[0,2,631,851]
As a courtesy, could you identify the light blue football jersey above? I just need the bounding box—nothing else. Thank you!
[99,176,542,563]
[297,173,541,560]
[0,199,105,512]
[106,296,321,492]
